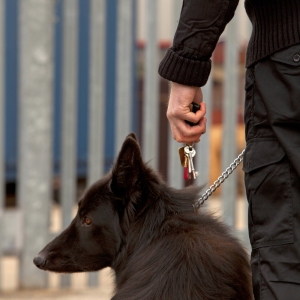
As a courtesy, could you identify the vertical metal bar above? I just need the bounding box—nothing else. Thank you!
[18,0,55,288]
[87,0,106,287]
[196,77,212,196]
[131,0,138,134]
[104,0,117,171]
[221,17,239,227]
[167,0,183,188]
[88,0,105,185]
[0,0,4,210]
[172,0,182,30]
[115,0,133,153]
[60,0,78,288]
[167,133,183,188]
[142,0,159,170]
[0,0,5,289]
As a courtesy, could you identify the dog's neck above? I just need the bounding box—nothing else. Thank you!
[112,185,198,275]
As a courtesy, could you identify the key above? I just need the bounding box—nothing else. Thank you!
[178,146,188,168]
[179,146,190,180]
[187,147,197,180]
[184,145,198,180]
[184,145,194,175]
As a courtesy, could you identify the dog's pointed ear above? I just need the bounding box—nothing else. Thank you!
[126,132,138,142]
[111,135,143,197]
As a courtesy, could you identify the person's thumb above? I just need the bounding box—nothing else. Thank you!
[193,87,203,105]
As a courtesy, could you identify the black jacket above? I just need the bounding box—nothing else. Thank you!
[159,0,300,87]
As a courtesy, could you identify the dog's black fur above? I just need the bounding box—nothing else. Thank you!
[34,133,253,300]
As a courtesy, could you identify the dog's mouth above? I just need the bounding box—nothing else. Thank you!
[34,248,113,273]
[33,253,85,273]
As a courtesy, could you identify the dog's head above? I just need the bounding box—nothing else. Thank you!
[33,133,150,273]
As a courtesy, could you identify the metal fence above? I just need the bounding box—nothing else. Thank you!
[0,0,250,292]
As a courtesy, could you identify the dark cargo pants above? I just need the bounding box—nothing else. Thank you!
[243,43,300,300]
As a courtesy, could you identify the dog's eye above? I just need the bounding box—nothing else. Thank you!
[84,217,92,225]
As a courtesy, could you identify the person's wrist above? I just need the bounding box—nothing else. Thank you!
[170,82,198,103]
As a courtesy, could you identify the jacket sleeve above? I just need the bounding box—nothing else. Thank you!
[158,0,239,87]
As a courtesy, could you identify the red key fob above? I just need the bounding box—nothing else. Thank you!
[184,166,189,180]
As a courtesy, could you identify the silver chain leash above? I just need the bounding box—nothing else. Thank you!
[193,149,245,210]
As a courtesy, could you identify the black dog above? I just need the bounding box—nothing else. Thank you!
[34,133,253,300]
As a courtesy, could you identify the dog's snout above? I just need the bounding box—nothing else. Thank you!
[33,255,46,269]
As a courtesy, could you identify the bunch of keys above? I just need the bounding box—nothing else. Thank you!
[179,144,198,180]
[178,102,200,180]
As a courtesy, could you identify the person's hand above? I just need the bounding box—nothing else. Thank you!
[167,82,207,144]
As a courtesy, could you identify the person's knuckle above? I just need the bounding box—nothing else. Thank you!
[166,110,172,119]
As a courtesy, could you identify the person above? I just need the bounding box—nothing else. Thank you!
[158,1,300,299]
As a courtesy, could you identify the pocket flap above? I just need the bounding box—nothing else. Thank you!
[243,139,285,173]
[270,44,300,66]
[269,262,300,284]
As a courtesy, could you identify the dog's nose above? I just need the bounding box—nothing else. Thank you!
[33,256,46,269]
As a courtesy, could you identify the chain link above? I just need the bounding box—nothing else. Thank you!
[193,149,245,210]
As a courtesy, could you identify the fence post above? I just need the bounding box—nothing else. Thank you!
[18,0,55,288]
[167,0,183,188]
[142,0,159,170]
[196,76,212,199]
[173,0,182,27]
[0,0,4,288]
[60,0,79,288]
[221,16,239,227]
[0,0,4,208]
[115,0,134,153]
[87,0,106,287]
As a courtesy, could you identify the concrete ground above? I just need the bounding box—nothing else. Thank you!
[0,286,112,300]
[0,266,114,300]
[0,197,249,299]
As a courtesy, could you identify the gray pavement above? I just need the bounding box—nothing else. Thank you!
[0,287,112,300]
[0,264,114,299]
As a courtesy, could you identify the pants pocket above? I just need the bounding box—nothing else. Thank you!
[252,248,300,300]
[243,139,294,249]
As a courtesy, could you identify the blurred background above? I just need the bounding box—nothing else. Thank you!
[0,0,251,298]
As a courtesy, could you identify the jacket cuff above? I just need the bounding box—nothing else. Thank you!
[158,48,211,87]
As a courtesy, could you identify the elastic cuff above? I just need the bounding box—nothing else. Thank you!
[158,48,211,87]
